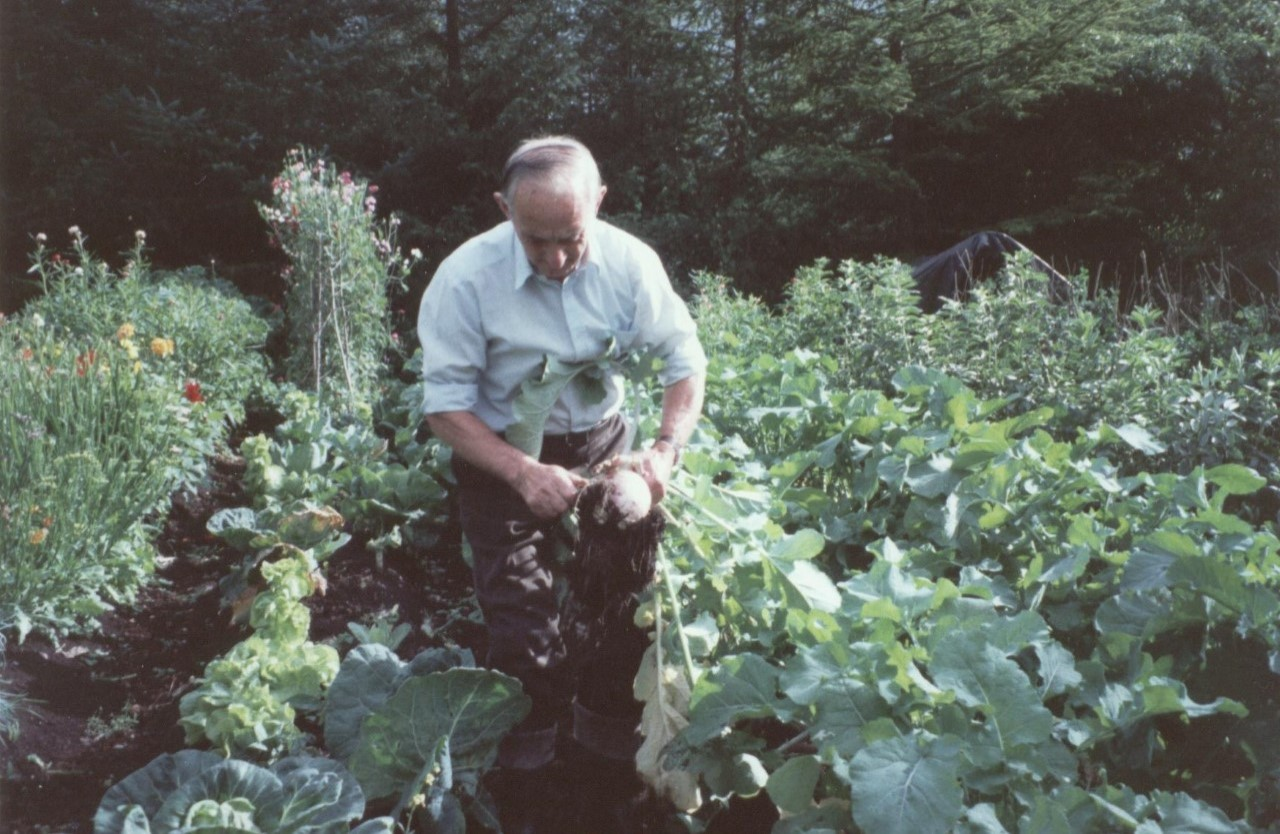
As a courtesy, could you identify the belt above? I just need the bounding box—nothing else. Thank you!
[541,413,624,447]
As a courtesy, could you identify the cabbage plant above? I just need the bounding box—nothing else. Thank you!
[93,750,392,834]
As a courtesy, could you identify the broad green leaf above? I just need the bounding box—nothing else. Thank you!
[1017,792,1073,834]
[323,645,407,761]
[981,610,1051,654]
[775,559,841,614]
[761,533,840,614]
[681,611,721,659]
[772,802,851,834]
[1095,592,1191,640]
[349,668,530,800]
[1152,790,1250,833]
[847,734,964,834]
[1167,554,1280,624]
[95,750,227,833]
[812,678,890,756]
[780,642,850,706]
[1034,643,1083,700]
[505,345,614,457]
[905,457,962,498]
[710,752,769,798]
[929,632,1054,751]
[1096,423,1166,455]
[1139,677,1247,720]
[768,529,825,562]
[958,802,1011,833]
[206,507,264,549]
[766,755,821,815]
[1204,464,1266,497]
[686,655,789,744]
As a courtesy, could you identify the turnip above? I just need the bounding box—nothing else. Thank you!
[591,468,653,529]
[563,468,665,674]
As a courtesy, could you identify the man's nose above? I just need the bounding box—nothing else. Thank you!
[545,247,567,269]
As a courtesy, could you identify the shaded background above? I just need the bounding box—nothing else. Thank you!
[2,0,1277,313]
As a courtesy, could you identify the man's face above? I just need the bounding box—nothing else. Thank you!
[497,178,605,282]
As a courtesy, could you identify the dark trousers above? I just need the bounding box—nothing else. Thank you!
[452,414,638,769]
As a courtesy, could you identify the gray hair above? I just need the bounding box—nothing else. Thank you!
[499,136,602,204]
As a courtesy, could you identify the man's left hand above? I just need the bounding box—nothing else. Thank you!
[598,443,677,504]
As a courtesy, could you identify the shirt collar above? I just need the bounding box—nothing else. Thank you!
[509,220,602,289]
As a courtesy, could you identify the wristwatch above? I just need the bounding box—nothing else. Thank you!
[655,434,683,466]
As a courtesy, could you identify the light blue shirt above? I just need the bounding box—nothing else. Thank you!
[418,219,706,434]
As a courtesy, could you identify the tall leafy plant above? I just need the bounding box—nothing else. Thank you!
[260,149,416,411]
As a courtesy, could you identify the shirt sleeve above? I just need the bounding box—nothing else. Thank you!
[417,261,485,416]
[630,243,708,387]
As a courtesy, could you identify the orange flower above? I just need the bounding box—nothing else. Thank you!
[117,323,136,341]
[150,337,175,358]
[29,527,48,545]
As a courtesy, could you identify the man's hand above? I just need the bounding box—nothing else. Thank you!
[597,443,677,505]
[513,458,589,519]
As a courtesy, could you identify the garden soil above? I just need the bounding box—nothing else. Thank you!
[0,445,482,834]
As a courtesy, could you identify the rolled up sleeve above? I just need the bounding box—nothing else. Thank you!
[418,266,485,416]
[631,246,707,387]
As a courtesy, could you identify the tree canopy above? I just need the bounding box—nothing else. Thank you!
[2,0,1276,306]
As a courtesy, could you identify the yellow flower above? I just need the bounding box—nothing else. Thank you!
[150,337,175,358]
[29,527,48,545]
[117,323,136,341]
[121,339,139,361]
[133,360,143,373]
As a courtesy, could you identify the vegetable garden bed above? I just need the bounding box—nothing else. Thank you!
[1,449,481,833]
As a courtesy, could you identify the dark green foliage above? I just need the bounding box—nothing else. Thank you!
[3,0,1276,307]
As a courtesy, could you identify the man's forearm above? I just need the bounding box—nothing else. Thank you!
[657,372,706,448]
[425,410,531,487]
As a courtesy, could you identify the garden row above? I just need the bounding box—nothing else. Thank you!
[4,152,1280,831]
[652,264,1280,832]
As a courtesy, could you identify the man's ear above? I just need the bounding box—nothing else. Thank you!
[595,185,607,214]
[494,192,511,219]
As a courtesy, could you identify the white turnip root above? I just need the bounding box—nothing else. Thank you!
[591,468,652,529]
[564,467,665,702]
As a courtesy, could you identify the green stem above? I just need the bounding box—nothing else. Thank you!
[664,480,742,539]
[655,540,699,687]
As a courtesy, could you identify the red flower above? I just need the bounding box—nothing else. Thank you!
[75,350,97,376]
[183,380,204,403]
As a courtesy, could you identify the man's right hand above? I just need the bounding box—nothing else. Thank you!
[513,458,588,519]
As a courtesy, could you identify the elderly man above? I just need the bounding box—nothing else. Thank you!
[417,136,706,830]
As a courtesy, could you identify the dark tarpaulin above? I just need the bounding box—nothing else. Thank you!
[911,231,1073,313]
